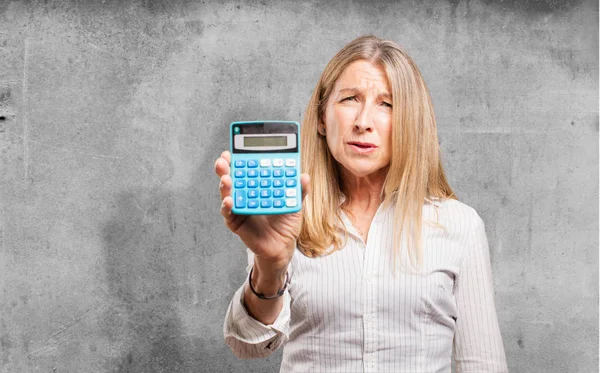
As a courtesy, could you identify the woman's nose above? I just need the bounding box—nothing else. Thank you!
[354,104,374,132]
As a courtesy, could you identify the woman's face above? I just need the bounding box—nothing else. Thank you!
[323,60,393,179]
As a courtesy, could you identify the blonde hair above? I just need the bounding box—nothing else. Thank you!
[298,35,457,271]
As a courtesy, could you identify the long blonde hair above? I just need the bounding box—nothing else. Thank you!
[298,35,456,271]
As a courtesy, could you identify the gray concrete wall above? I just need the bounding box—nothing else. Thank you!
[0,0,596,372]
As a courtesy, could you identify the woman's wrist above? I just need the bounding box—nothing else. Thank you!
[253,254,289,276]
[248,266,289,299]
[249,262,288,298]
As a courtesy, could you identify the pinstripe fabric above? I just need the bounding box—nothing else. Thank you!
[223,198,509,373]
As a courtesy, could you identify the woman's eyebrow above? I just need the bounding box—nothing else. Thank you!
[338,88,391,98]
[338,88,360,94]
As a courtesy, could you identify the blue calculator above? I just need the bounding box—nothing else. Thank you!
[230,121,301,215]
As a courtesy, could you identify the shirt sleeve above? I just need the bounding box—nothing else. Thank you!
[453,214,509,372]
[223,248,291,359]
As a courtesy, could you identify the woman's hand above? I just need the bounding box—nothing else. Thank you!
[214,151,310,275]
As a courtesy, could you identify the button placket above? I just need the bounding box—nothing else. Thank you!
[362,263,377,371]
[361,208,384,372]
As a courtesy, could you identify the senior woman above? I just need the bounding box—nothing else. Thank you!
[215,35,508,373]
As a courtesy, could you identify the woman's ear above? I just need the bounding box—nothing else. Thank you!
[318,116,326,136]
[318,122,326,136]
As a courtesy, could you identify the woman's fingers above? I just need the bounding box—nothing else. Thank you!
[220,196,246,232]
[220,196,234,222]
[216,150,249,236]
[214,157,230,178]
[221,150,231,164]
[219,174,232,200]
[215,151,231,177]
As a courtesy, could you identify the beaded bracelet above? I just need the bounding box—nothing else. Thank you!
[248,266,290,300]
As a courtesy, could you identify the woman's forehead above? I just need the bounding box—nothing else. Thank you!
[334,60,390,92]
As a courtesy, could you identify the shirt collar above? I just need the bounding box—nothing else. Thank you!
[335,193,442,234]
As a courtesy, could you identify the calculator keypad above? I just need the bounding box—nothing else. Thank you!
[232,158,299,212]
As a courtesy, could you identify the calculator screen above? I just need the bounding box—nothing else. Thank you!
[232,121,299,154]
[244,136,287,147]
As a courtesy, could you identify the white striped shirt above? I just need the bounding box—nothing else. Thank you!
[223,198,509,372]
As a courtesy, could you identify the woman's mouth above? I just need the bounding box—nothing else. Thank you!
[348,142,377,154]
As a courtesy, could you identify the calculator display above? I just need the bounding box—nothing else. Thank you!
[232,121,298,154]
[244,136,287,147]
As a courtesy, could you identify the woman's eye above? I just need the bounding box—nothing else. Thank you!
[382,101,393,108]
[341,96,357,102]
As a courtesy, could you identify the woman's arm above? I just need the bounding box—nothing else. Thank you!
[223,249,292,359]
[453,215,509,372]
[214,150,309,358]
[242,256,289,325]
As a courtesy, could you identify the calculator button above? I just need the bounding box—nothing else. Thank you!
[247,160,259,168]
[248,190,259,198]
[235,191,246,208]
[285,159,296,167]
[273,180,284,188]
[260,159,271,167]
[248,200,259,208]
[260,169,271,177]
[260,179,271,188]
[273,159,284,167]
[247,169,258,178]
[285,169,296,177]
[273,189,285,198]
[261,199,272,208]
[234,160,246,168]
[234,180,246,188]
[285,189,297,197]
[286,179,297,187]
[234,170,246,178]
[286,198,297,207]
[247,180,258,188]
[273,199,285,208]
[260,189,271,198]
[273,169,284,178]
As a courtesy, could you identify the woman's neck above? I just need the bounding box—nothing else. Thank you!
[339,168,386,213]
[339,168,387,242]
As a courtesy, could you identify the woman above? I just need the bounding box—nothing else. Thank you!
[215,35,508,373]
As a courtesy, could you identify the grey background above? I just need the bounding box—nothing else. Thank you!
[0,0,597,372]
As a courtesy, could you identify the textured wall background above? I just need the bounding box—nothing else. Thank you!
[0,0,597,372]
